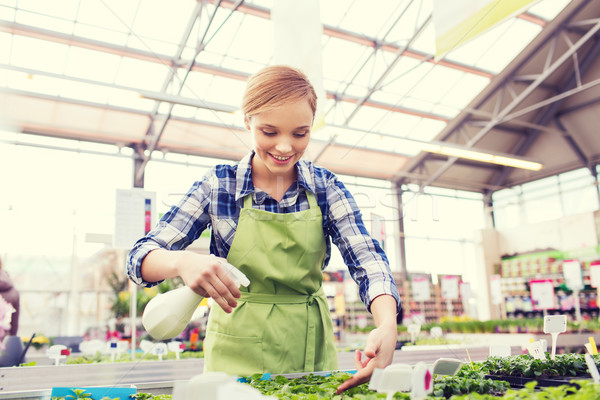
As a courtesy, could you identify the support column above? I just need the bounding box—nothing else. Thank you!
[394,182,408,282]
[132,144,146,189]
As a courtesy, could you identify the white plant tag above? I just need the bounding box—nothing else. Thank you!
[585,354,600,383]
[408,323,421,344]
[489,344,511,358]
[526,341,546,360]
[544,315,566,360]
[544,315,567,334]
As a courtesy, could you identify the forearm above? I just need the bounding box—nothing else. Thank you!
[370,294,398,329]
[140,248,183,283]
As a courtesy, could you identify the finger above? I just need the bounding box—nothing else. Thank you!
[336,367,371,394]
[215,262,242,299]
[204,264,240,308]
[364,329,382,359]
[353,349,363,370]
[208,288,233,313]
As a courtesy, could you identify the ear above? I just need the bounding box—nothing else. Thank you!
[244,115,251,131]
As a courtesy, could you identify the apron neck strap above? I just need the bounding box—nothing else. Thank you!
[242,190,319,209]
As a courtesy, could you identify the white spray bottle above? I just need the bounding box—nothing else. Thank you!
[142,260,250,340]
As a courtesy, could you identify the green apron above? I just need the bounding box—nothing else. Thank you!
[203,191,338,376]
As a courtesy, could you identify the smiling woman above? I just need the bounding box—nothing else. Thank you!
[127,65,401,393]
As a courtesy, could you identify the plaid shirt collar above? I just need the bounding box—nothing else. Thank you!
[234,150,317,203]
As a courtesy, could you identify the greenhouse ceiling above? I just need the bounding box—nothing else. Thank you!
[1,0,599,194]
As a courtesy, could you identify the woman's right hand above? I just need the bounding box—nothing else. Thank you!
[175,252,242,313]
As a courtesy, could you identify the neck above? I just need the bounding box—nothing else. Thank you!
[251,159,296,202]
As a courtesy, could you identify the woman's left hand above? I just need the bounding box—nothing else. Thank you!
[336,323,397,393]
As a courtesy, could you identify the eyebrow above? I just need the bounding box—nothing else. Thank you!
[260,124,311,130]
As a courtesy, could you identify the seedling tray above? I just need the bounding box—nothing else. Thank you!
[485,374,589,389]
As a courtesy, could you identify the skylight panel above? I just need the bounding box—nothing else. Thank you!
[17,0,78,22]
[336,0,401,38]
[203,75,247,108]
[133,0,197,45]
[322,37,370,86]
[10,35,68,74]
[176,70,214,100]
[407,65,464,105]
[527,0,570,20]
[201,10,246,56]
[217,16,273,64]
[410,21,436,54]
[440,73,490,110]
[114,57,169,92]
[346,105,390,132]
[380,57,432,96]
[4,71,61,97]
[107,89,155,112]
[58,79,112,104]
[0,32,11,64]
[171,104,198,119]
[126,35,179,58]
[384,0,432,44]
[75,0,137,35]
[14,8,73,34]
[369,112,423,138]
[446,18,542,74]
[64,46,120,83]
[72,23,129,47]
[409,118,446,141]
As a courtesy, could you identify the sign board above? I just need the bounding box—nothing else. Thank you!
[529,279,556,310]
[590,262,600,288]
[562,259,584,291]
[490,274,503,305]
[370,213,386,251]
[114,188,157,249]
[441,276,459,300]
[412,277,431,302]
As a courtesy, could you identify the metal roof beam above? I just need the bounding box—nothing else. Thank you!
[343,15,432,125]
[1,21,449,123]
[208,0,495,79]
[414,1,598,188]
[489,18,600,187]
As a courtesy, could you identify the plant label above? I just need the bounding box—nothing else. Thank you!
[408,323,421,344]
[46,345,69,366]
[589,337,598,355]
[411,363,433,399]
[168,341,185,360]
[585,353,600,383]
[526,341,546,360]
[489,344,511,358]
[432,358,462,376]
[563,260,584,291]
[79,339,104,355]
[375,364,413,393]
[430,326,443,338]
[151,342,168,361]
[543,315,567,334]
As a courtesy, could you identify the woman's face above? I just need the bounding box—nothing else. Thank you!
[246,99,313,180]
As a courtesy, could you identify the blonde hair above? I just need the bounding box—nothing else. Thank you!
[242,65,317,118]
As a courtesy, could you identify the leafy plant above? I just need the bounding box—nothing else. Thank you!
[65,388,92,399]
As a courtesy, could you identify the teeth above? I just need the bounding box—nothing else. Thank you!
[272,154,291,161]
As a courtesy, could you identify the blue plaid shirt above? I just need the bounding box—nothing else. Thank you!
[127,151,400,312]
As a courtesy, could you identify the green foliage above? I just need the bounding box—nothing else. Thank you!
[482,354,597,379]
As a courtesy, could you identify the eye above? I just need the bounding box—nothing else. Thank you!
[261,129,277,136]
[294,130,309,138]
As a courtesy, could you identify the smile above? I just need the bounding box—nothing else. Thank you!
[270,154,292,161]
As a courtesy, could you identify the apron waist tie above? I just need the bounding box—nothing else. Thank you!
[238,287,328,371]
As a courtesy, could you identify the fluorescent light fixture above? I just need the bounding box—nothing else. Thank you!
[318,125,543,171]
[424,142,542,171]
[137,90,238,113]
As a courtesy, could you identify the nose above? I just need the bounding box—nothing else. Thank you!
[275,137,292,154]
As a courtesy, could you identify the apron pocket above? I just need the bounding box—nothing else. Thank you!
[204,331,264,377]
